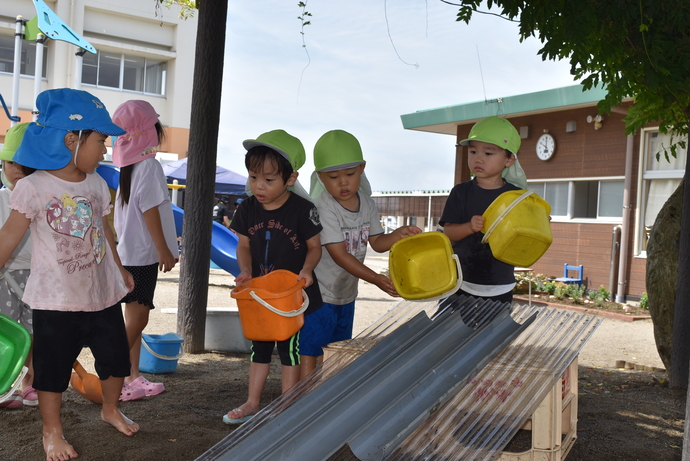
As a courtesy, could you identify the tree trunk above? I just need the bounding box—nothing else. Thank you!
[646,180,682,370]
[669,108,690,389]
[177,1,228,353]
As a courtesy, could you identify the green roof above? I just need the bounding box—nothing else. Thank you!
[400,84,609,135]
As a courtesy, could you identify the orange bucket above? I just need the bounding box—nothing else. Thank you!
[231,270,308,342]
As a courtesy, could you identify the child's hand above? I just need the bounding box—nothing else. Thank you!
[395,226,423,239]
[234,271,252,287]
[297,269,314,288]
[121,267,135,292]
[373,274,399,297]
[158,248,177,273]
[469,215,485,233]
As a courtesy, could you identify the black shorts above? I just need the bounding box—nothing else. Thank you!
[250,331,300,366]
[32,304,131,393]
[121,263,159,309]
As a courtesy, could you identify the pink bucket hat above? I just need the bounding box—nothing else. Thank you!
[112,100,160,167]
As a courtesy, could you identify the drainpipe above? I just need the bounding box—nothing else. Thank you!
[616,133,634,303]
[610,225,621,295]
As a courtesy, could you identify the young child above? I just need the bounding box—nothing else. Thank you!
[439,116,528,304]
[0,122,37,409]
[1,88,138,460]
[304,129,421,377]
[225,129,323,424]
[212,197,231,227]
[112,100,178,400]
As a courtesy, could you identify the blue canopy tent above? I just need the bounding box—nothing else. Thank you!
[162,158,246,195]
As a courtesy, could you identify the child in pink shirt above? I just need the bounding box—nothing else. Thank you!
[0,88,138,460]
[112,100,177,400]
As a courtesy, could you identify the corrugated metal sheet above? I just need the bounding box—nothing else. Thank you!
[197,296,601,461]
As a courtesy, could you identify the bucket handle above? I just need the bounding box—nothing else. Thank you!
[0,366,27,404]
[141,338,185,361]
[482,190,534,244]
[414,254,464,302]
[249,288,309,318]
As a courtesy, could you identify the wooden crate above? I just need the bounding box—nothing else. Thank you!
[323,343,579,461]
[498,357,579,461]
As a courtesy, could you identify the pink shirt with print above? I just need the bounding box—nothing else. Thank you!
[10,170,128,312]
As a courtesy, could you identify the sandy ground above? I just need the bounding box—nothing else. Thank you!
[0,254,681,460]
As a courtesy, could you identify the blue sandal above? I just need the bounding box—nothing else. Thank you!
[223,409,254,425]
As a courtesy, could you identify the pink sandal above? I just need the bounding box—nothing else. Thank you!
[128,376,165,396]
[119,383,146,401]
[20,385,39,407]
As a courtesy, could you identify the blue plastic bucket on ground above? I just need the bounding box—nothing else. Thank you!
[139,332,184,374]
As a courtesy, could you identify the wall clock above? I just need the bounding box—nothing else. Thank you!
[536,133,556,161]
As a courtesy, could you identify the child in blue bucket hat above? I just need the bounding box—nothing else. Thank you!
[0,88,139,460]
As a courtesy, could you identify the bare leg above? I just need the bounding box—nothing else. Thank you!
[123,302,149,383]
[299,355,323,380]
[99,376,139,436]
[39,390,78,461]
[226,362,269,419]
[282,364,301,393]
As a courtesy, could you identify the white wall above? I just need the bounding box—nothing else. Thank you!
[0,0,197,132]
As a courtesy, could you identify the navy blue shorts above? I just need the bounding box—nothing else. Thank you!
[121,263,159,309]
[299,301,355,357]
[32,304,131,393]
[250,331,300,366]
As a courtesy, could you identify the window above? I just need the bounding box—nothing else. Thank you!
[81,50,167,96]
[528,180,624,220]
[636,129,687,254]
[527,182,569,217]
[0,35,48,77]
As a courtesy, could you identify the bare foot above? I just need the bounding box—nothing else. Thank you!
[101,408,140,436]
[43,430,78,461]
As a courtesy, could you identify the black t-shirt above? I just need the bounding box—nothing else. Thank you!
[213,202,229,224]
[230,193,324,314]
[439,179,520,286]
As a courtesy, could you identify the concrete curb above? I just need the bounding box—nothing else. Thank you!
[513,296,651,322]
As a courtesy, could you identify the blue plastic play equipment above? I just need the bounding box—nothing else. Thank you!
[29,0,96,53]
[96,163,240,276]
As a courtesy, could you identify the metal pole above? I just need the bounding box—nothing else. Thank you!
[427,195,432,232]
[172,179,179,206]
[11,16,24,126]
[74,49,86,90]
[32,34,47,122]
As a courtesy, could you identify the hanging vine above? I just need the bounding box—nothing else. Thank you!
[296,2,312,102]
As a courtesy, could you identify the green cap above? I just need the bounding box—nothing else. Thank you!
[243,129,305,171]
[459,116,521,154]
[313,130,365,172]
[0,123,30,162]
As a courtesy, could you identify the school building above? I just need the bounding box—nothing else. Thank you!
[388,84,686,303]
[0,0,197,158]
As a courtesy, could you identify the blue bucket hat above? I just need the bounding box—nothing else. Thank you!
[14,88,125,170]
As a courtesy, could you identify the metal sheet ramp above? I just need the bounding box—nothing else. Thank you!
[197,296,601,461]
